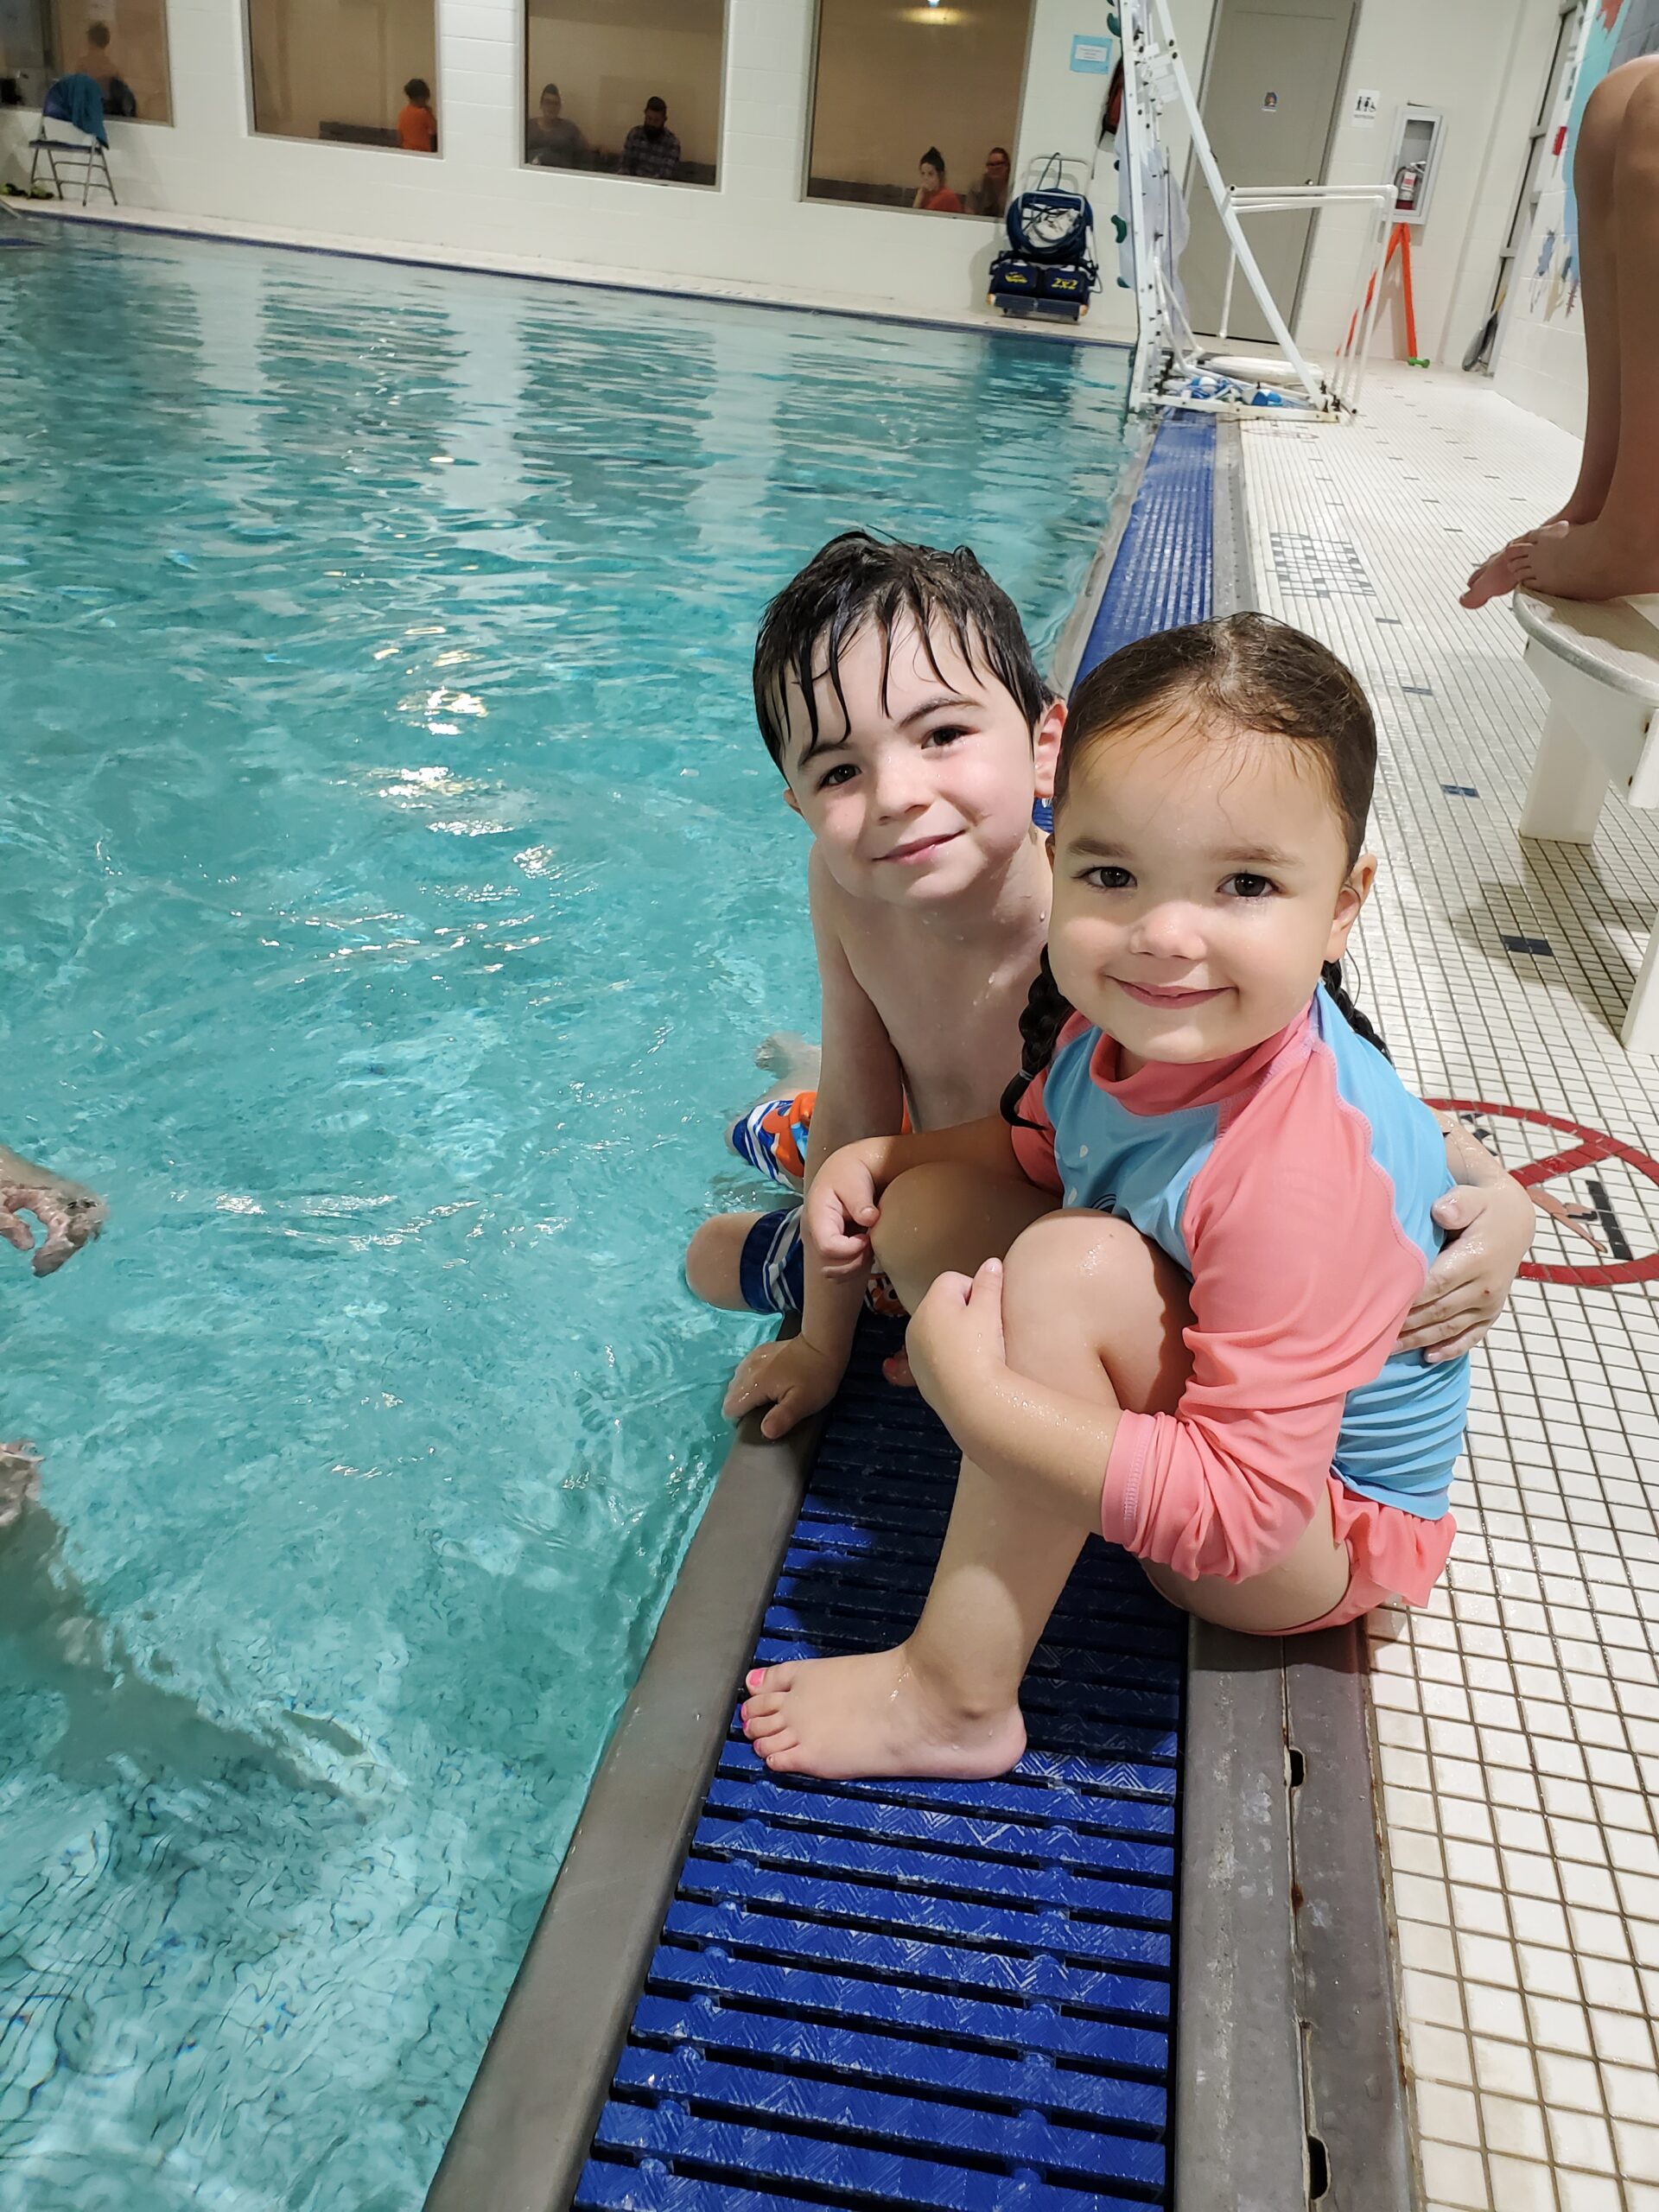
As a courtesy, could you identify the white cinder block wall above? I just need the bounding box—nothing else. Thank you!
[0,0,1135,334]
[1291,0,1561,365]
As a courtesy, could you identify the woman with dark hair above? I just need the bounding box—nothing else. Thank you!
[966,146,1012,219]
[913,148,964,214]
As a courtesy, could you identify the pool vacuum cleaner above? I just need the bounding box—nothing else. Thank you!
[989,157,1099,323]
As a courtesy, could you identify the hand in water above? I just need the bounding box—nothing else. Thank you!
[0,1154,107,1277]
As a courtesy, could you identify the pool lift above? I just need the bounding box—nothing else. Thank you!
[1116,0,1389,419]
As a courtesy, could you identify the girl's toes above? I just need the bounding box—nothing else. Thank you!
[761,1736,804,1770]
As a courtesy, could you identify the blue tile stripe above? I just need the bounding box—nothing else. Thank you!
[1080,411,1215,677]
[577,420,1214,2212]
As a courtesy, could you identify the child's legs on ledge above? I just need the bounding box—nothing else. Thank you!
[871,1160,1056,1313]
[901,1211,1194,1713]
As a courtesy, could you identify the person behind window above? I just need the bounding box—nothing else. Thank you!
[913,148,964,214]
[397,76,437,153]
[966,145,1011,220]
[525,80,590,168]
[620,96,680,181]
[70,18,134,116]
[72,20,114,92]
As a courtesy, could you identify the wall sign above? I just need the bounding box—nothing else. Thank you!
[1071,34,1114,73]
[1351,87,1381,125]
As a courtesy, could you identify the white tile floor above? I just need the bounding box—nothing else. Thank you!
[1241,367,1659,2212]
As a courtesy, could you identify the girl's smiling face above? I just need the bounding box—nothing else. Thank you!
[1048,714,1376,1068]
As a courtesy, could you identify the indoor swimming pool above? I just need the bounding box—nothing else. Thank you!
[0,229,1136,2210]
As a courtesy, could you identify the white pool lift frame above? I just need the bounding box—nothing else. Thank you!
[1118,0,1394,420]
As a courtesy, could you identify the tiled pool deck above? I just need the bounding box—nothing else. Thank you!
[1243,366,1659,2212]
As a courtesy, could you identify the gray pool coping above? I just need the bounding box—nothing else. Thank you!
[425,415,1416,2212]
[1171,423,1414,2212]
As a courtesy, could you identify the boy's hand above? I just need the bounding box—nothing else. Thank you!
[1399,1177,1539,1363]
[803,1143,883,1280]
[723,1337,844,1440]
[906,1258,1007,1424]
[1,1160,106,1278]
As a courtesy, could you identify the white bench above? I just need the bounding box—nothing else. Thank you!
[1513,587,1659,1054]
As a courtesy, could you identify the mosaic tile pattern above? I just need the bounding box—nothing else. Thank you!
[1242,369,1659,2212]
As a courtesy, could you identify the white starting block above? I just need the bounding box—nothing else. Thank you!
[1513,588,1659,1054]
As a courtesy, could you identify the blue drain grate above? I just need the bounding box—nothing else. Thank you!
[575,411,1211,2209]
[576,1324,1183,2211]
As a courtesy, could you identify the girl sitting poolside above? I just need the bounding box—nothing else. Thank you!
[741,613,1473,1782]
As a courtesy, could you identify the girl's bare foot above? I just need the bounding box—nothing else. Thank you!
[740,1644,1027,1780]
[880,1350,917,1389]
[1518,513,1659,602]
[1460,519,1570,609]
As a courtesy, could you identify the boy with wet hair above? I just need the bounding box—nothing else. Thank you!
[686,531,1535,1438]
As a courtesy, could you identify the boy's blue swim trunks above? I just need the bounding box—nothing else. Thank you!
[728,1091,904,1318]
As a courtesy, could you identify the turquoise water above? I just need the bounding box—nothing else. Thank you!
[0,228,1132,2209]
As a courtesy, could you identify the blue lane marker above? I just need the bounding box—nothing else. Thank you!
[1503,933,1554,957]
[580,416,1210,2211]
[1441,784,1478,798]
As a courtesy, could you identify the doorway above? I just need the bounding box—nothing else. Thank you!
[1181,0,1357,343]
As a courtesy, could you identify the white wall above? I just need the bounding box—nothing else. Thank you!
[1492,4,1591,435]
[1289,0,1560,362]
[0,0,1118,330]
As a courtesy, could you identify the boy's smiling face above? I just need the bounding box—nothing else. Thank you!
[779,614,1063,908]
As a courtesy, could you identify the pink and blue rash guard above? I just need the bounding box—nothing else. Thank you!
[1011,986,1469,1604]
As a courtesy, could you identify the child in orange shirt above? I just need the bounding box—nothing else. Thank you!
[397,79,437,154]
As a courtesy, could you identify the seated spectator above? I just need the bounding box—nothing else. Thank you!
[966,146,1011,220]
[620,97,680,181]
[71,19,134,116]
[72,21,115,92]
[913,148,964,214]
[397,77,437,154]
[525,81,590,168]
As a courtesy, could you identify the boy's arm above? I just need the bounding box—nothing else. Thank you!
[722,862,904,1438]
[791,874,906,1367]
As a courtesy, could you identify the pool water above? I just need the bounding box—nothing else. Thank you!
[0,228,1133,2210]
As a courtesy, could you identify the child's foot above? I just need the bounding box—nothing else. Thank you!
[1517,514,1659,603]
[1460,520,1569,608]
[0,1441,41,1532]
[740,1644,1027,1780]
[880,1350,917,1389]
[753,1030,821,1091]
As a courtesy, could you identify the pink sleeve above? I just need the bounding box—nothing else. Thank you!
[1103,1054,1430,1583]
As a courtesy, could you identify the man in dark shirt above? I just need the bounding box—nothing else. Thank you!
[620,97,680,180]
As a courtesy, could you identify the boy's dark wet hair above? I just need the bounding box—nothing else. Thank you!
[753,531,1052,773]
[405,78,431,102]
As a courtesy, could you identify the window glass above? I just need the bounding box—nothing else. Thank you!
[0,0,172,123]
[807,0,1033,219]
[246,0,440,152]
[524,0,725,189]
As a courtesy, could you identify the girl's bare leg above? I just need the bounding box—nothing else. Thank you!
[1522,62,1659,599]
[741,1208,1351,1780]
[1461,60,1656,607]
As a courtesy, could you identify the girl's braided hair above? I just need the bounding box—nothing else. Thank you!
[1001,612,1388,1126]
